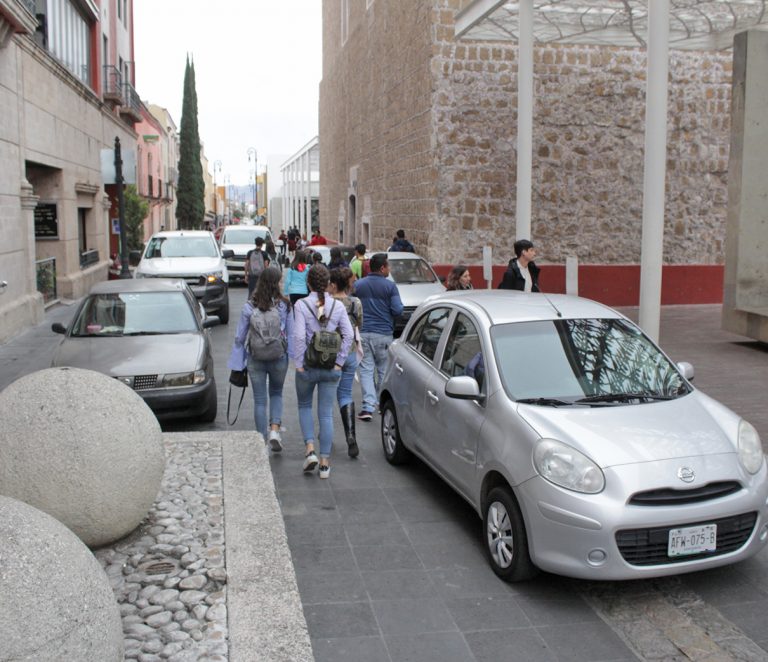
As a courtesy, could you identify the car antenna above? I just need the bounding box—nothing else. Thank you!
[540,291,563,318]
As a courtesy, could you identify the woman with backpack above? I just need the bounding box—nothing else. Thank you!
[328,267,363,458]
[227,266,292,452]
[284,249,310,306]
[291,264,354,479]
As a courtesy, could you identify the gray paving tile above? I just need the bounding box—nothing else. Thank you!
[414,540,487,570]
[371,598,458,635]
[345,521,412,547]
[446,596,531,632]
[303,601,379,639]
[290,544,356,573]
[384,631,475,662]
[537,622,635,661]
[352,544,424,572]
[403,519,479,546]
[337,498,400,523]
[465,628,557,662]
[283,518,347,547]
[363,570,439,600]
[517,597,599,626]
[428,567,516,598]
[391,499,459,523]
[718,599,768,644]
[277,489,338,519]
[296,570,367,605]
[312,636,390,662]
[681,566,768,606]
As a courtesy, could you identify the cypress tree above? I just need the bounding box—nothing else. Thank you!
[176,56,205,229]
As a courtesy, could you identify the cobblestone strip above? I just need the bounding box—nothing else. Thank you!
[580,578,768,661]
[95,436,228,662]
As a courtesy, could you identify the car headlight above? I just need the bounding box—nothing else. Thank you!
[533,439,605,494]
[738,419,764,475]
[205,271,223,283]
[161,370,206,387]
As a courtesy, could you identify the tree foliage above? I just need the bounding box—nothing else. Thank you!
[124,185,149,251]
[176,56,205,229]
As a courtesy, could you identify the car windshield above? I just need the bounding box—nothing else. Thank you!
[144,236,218,258]
[221,228,269,244]
[389,258,438,284]
[492,318,690,404]
[70,292,198,336]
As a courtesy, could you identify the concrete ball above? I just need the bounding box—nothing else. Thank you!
[0,495,124,661]
[0,367,165,547]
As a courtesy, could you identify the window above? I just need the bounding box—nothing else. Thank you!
[78,207,87,254]
[42,0,93,85]
[406,307,451,362]
[441,313,484,390]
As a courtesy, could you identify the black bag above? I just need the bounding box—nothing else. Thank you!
[226,369,248,425]
[301,299,342,370]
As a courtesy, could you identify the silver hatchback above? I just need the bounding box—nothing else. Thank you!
[378,291,768,581]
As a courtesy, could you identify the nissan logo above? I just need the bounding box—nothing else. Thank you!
[677,467,695,483]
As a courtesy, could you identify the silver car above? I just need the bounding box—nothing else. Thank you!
[378,290,768,581]
[51,279,220,422]
[383,252,445,336]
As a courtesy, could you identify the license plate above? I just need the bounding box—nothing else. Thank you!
[668,524,717,557]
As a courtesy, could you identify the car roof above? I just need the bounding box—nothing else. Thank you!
[424,290,624,325]
[385,252,426,259]
[221,224,270,231]
[148,230,214,239]
[87,279,189,295]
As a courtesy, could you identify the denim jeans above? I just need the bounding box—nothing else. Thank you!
[359,332,392,413]
[336,351,359,408]
[247,354,289,438]
[295,367,341,458]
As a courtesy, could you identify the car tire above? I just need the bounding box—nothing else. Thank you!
[483,486,538,582]
[218,298,229,325]
[380,399,411,465]
[199,382,218,423]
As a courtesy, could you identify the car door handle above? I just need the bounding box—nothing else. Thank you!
[394,362,404,374]
[427,390,439,404]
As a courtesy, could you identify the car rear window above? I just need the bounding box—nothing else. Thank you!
[144,236,218,258]
[389,258,438,284]
[222,228,270,244]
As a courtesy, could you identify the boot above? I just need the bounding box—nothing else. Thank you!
[340,403,359,458]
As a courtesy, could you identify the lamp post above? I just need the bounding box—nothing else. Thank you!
[247,147,257,217]
[213,160,222,225]
[224,174,231,222]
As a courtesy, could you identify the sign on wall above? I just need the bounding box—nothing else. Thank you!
[34,203,59,239]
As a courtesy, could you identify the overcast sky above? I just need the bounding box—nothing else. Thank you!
[132,0,322,186]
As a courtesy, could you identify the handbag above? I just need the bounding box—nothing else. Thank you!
[226,369,248,425]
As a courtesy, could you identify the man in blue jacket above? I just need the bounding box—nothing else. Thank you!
[353,253,404,421]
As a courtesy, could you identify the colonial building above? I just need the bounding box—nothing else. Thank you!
[319,0,736,303]
[0,0,139,342]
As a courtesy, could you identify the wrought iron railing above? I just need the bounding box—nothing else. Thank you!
[103,65,122,99]
[122,81,142,116]
[35,257,57,304]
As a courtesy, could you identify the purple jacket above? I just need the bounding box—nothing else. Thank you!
[290,292,354,369]
[227,299,293,371]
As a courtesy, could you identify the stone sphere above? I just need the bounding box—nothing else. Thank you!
[0,366,165,547]
[0,495,124,661]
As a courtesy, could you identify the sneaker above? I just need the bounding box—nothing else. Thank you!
[319,464,331,479]
[303,451,319,473]
[267,430,282,453]
[347,440,359,459]
[357,410,373,422]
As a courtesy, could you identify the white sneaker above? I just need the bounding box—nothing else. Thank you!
[319,464,331,479]
[267,430,282,453]
[303,451,319,473]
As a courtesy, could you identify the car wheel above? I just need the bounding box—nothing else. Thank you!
[380,399,411,465]
[199,382,218,422]
[483,486,538,582]
[218,298,229,325]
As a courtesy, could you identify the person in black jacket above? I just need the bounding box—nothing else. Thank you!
[498,239,540,292]
[388,229,415,252]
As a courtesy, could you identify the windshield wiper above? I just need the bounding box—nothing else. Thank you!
[516,397,574,407]
[122,331,167,336]
[574,393,675,404]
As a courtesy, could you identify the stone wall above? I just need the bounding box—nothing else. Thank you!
[321,0,733,268]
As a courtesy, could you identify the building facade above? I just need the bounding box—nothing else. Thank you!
[0,0,140,342]
[281,137,319,240]
[319,0,733,303]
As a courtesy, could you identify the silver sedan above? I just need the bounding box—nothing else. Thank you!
[378,290,768,581]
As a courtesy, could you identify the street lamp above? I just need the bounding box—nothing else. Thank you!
[247,147,257,217]
[213,160,222,224]
[224,174,231,222]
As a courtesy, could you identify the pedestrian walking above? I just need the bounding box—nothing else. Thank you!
[291,264,354,479]
[284,249,310,306]
[227,266,292,452]
[328,267,363,458]
[328,246,348,270]
[350,243,367,280]
[446,265,473,291]
[245,237,270,296]
[265,238,278,270]
[498,239,540,292]
[388,229,415,252]
[309,229,328,246]
[353,253,403,421]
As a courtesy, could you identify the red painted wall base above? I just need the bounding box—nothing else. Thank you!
[432,264,724,306]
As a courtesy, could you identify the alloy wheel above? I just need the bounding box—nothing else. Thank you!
[487,500,515,569]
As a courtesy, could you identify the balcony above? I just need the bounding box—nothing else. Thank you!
[118,81,142,123]
[0,0,38,47]
[103,65,122,102]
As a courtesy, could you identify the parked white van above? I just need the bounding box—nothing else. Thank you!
[218,225,273,281]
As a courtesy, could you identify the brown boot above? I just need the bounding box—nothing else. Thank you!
[340,403,359,458]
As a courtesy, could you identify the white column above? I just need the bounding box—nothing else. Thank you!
[306,149,312,232]
[282,168,287,230]
[515,0,534,242]
[638,0,670,342]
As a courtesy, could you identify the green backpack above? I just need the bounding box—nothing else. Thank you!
[301,299,342,369]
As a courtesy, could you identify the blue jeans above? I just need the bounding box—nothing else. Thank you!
[295,368,341,458]
[337,351,359,408]
[247,354,289,438]
[359,332,392,413]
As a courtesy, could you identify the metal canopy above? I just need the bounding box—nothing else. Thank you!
[456,1,768,50]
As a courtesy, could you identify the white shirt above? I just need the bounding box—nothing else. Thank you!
[520,264,532,292]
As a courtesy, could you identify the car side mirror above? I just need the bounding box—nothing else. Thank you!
[202,316,221,329]
[677,361,694,382]
[222,249,235,258]
[445,375,484,401]
[51,322,67,334]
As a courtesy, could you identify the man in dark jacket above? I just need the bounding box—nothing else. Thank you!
[353,253,404,420]
[388,229,415,253]
[498,239,540,292]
